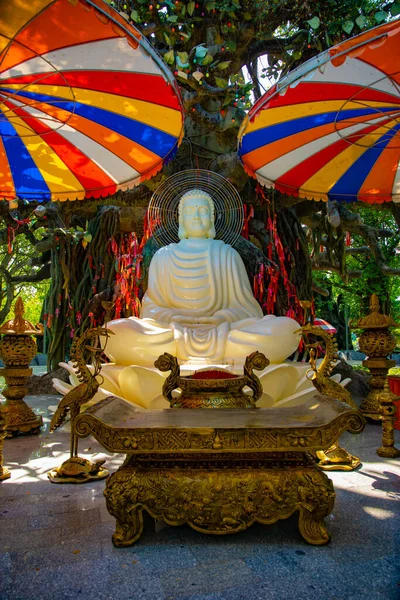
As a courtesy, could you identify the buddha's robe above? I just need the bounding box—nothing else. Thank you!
[104,238,300,367]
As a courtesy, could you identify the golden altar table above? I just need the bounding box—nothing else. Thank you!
[75,395,364,546]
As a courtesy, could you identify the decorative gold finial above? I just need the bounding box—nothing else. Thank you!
[0,298,43,336]
[369,293,380,312]
[350,294,398,330]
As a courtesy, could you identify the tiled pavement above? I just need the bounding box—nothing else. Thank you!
[0,394,399,600]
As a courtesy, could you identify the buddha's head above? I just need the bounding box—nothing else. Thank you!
[178,189,216,240]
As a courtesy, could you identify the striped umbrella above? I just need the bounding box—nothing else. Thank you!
[313,318,337,334]
[238,20,400,204]
[0,0,184,202]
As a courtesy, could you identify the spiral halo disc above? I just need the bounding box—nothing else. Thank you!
[147,169,244,247]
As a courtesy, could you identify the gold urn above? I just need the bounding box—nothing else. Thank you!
[0,298,44,436]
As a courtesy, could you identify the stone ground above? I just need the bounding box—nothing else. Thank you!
[0,394,399,600]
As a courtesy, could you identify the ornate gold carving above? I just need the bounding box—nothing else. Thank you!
[154,351,269,409]
[350,294,399,330]
[359,329,397,359]
[302,324,354,406]
[0,297,43,336]
[0,298,43,435]
[77,395,363,547]
[75,407,365,455]
[0,403,10,481]
[243,351,270,401]
[104,463,335,547]
[351,294,398,419]
[376,380,400,458]
[301,324,362,471]
[350,295,398,421]
[48,327,113,483]
[315,444,361,471]
[154,353,180,405]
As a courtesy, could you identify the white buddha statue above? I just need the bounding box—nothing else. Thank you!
[103,189,301,369]
[54,188,353,410]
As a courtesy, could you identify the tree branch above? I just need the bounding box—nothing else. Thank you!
[311,260,363,278]
[10,263,51,283]
[312,280,330,297]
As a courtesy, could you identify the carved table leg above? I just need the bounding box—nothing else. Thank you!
[298,508,331,545]
[104,471,144,547]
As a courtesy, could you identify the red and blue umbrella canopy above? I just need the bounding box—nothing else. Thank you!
[238,20,400,204]
[0,0,184,202]
[313,318,337,334]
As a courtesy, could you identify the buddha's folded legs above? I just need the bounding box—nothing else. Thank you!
[104,315,300,369]
[226,315,301,364]
[104,317,176,368]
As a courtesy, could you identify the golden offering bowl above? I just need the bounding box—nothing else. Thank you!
[154,351,269,409]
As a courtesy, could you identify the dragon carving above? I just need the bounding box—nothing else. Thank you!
[302,323,357,409]
[154,352,180,406]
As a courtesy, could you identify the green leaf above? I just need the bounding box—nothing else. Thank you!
[222,96,232,106]
[307,16,320,30]
[163,32,172,46]
[201,53,214,66]
[130,9,139,22]
[187,1,195,16]
[293,50,302,60]
[215,76,228,88]
[232,0,241,8]
[355,15,367,28]
[177,51,189,63]
[195,45,208,58]
[374,10,387,23]
[176,54,189,68]
[342,20,354,34]
[163,49,175,65]
[224,40,237,52]
[83,233,92,243]
[167,15,178,22]
[243,12,252,20]
[391,3,400,16]
[217,60,231,70]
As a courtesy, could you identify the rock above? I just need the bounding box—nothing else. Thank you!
[331,359,370,398]
[26,367,70,395]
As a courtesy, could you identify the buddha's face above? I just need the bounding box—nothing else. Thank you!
[181,195,212,238]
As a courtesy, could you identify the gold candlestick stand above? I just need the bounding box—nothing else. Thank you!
[350,294,399,458]
[0,403,10,480]
[0,298,43,436]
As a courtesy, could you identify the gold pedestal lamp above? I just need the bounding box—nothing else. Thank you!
[350,294,399,458]
[0,298,43,436]
[350,295,398,419]
[0,403,10,480]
